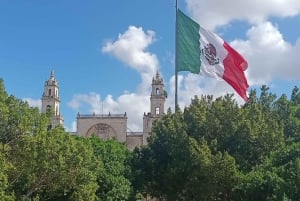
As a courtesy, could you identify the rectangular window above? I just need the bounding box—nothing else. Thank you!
[155,107,160,115]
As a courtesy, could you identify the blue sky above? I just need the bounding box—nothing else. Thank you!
[1,0,300,132]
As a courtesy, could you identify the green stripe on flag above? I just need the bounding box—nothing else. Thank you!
[176,9,201,74]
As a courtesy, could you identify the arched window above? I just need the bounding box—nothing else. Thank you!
[156,88,160,95]
[155,107,160,115]
[48,89,51,96]
[46,105,51,112]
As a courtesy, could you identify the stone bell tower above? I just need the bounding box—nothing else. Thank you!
[143,72,167,144]
[41,70,64,129]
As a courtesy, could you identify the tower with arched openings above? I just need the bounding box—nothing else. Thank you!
[41,70,64,129]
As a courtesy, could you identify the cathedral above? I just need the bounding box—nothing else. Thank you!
[41,71,167,150]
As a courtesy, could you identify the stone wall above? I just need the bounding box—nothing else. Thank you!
[77,113,127,143]
[126,132,143,151]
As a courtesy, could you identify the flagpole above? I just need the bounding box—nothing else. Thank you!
[175,0,178,111]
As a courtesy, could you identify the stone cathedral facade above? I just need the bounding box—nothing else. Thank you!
[41,71,167,150]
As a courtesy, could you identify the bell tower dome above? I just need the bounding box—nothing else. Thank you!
[41,70,64,129]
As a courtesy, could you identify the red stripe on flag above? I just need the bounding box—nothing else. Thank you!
[222,42,249,101]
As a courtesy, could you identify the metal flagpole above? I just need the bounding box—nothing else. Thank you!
[175,0,178,111]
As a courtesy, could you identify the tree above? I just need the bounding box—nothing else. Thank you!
[233,142,300,201]
[132,109,239,201]
[89,136,133,201]
[0,79,49,145]
[265,143,300,200]
[183,91,285,171]
[291,86,300,104]
[7,127,99,201]
[0,144,14,201]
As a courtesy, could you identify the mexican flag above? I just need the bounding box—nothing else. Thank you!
[176,9,249,101]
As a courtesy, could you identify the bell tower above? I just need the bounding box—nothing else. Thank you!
[41,70,64,129]
[143,72,167,144]
[150,72,166,117]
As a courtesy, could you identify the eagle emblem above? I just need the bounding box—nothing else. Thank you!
[201,43,220,65]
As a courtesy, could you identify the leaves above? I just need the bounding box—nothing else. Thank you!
[0,144,14,201]
[132,86,300,200]
[132,110,239,201]
[7,127,99,200]
[89,136,133,201]
[2,77,300,200]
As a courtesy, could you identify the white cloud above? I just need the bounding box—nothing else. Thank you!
[68,92,149,132]
[186,0,300,29]
[64,120,77,133]
[105,93,150,131]
[102,26,159,94]
[231,21,300,85]
[71,121,77,132]
[68,92,102,112]
[23,98,41,110]
[68,25,158,131]
[166,74,245,112]
[68,6,300,132]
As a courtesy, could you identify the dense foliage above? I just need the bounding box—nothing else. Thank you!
[1,77,300,200]
[0,79,132,201]
[132,86,300,201]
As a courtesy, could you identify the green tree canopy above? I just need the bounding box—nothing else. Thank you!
[132,110,239,201]
[6,127,99,201]
[89,136,133,201]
